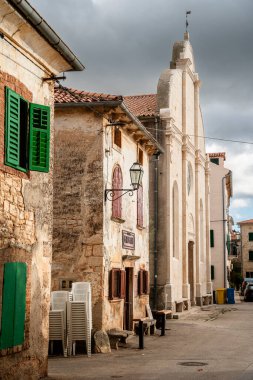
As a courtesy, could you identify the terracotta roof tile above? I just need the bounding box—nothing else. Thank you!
[54,86,122,104]
[208,152,226,160]
[124,94,158,117]
[238,219,253,225]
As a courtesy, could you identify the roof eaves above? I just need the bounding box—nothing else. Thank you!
[6,0,84,71]
[121,101,164,154]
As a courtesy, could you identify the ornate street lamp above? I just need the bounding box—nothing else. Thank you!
[104,162,144,202]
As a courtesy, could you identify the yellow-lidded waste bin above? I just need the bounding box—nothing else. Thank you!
[216,288,226,304]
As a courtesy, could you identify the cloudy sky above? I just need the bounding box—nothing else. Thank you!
[30,0,253,226]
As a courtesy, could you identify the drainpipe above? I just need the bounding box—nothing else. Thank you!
[153,117,159,310]
[222,175,227,288]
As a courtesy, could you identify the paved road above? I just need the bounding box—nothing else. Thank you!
[46,299,253,380]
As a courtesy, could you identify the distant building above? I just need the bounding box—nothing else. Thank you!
[237,219,253,279]
[125,32,212,310]
[208,152,233,289]
[0,0,83,378]
[53,87,162,331]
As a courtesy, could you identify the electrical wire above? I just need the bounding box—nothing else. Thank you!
[145,126,253,146]
[55,83,253,146]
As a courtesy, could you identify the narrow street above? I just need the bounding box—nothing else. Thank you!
[46,296,253,380]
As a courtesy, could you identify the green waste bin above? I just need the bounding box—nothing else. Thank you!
[216,288,226,304]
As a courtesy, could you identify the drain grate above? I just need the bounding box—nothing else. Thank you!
[178,361,208,367]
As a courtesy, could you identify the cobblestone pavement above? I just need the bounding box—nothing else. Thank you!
[45,296,253,380]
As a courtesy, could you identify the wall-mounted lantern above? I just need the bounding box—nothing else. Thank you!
[104,162,144,202]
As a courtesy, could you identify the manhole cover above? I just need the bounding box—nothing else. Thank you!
[178,361,208,367]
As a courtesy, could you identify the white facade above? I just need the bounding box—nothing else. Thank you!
[155,33,212,309]
[209,153,232,290]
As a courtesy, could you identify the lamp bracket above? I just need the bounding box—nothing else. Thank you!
[104,188,136,202]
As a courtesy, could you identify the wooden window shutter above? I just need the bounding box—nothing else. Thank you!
[109,269,121,299]
[120,270,126,299]
[5,87,20,168]
[211,265,215,280]
[137,185,143,227]
[0,262,27,349]
[210,230,214,247]
[13,263,27,346]
[109,269,115,300]
[249,233,253,241]
[29,103,50,172]
[112,166,122,219]
[143,270,149,295]
[138,270,144,296]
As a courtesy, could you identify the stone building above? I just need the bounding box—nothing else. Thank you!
[0,1,83,378]
[208,152,233,290]
[53,86,163,331]
[124,32,212,311]
[238,219,253,279]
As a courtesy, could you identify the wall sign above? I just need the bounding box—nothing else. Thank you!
[122,230,135,250]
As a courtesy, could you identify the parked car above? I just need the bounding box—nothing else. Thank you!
[241,278,253,296]
[244,283,253,301]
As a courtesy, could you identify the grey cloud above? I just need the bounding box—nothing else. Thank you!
[29,0,253,222]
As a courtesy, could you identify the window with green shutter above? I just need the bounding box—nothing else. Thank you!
[249,251,253,261]
[5,87,50,173]
[249,233,253,241]
[211,265,215,280]
[0,262,27,350]
[29,103,50,172]
[210,230,214,247]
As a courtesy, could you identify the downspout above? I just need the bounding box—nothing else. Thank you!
[222,175,227,288]
[153,117,159,310]
[6,0,84,71]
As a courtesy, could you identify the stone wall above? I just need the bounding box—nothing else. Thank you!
[53,107,104,328]
[0,54,54,379]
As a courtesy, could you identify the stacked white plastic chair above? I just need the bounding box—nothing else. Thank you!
[49,291,69,357]
[67,282,92,357]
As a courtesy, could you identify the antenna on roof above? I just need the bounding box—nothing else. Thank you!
[186,10,191,32]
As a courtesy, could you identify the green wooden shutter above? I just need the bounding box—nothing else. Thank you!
[211,265,215,280]
[13,263,27,346]
[0,263,16,349]
[5,87,20,168]
[0,262,27,350]
[210,230,214,248]
[29,103,50,172]
[249,233,253,241]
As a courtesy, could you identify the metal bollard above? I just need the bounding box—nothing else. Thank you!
[139,320,144,349]
[161,313,166,336]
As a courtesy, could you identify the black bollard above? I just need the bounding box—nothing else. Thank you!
[139,320,144,349]
[161,313,166,336]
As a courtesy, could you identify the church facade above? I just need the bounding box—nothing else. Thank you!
[125,33,212,311]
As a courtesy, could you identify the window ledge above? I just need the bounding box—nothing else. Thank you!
[136,225,145,230]
[111,216,125,224]
[109,298,122,303]
[112,144,122,153]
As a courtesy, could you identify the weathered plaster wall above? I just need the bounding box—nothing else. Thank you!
[53,107,104,328]
[0,33,54,379]
[103,123,150,329]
